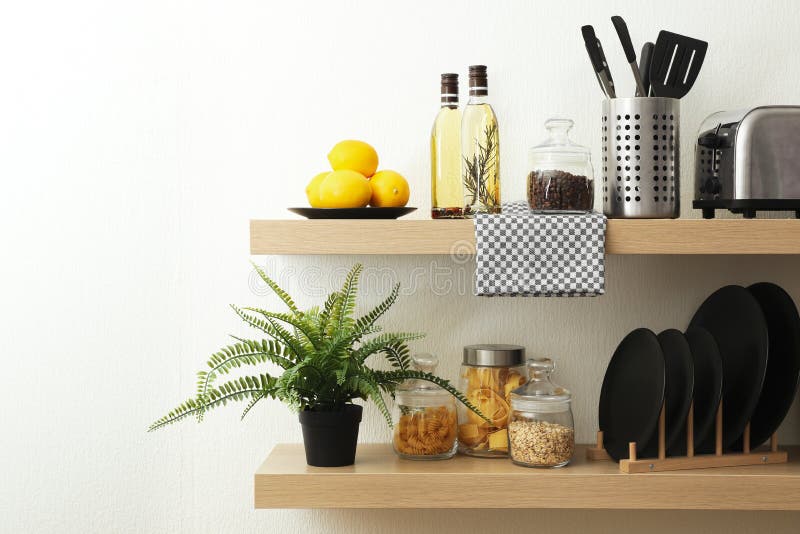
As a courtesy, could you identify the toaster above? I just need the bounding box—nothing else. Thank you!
[693,106,800,218]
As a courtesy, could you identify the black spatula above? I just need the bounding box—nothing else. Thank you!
[639,42,654,96]
[649,30,708,98]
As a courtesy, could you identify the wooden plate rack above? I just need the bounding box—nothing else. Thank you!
[587,400,788,473]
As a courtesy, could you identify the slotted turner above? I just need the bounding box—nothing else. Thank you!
[649,30,708,98]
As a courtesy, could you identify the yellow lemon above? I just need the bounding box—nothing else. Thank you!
[305,171,330,207]
[318,170,372,208]
[369,170,410,207]
[327,140,379,177]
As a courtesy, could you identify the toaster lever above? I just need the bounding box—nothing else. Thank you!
[698,132,723,149]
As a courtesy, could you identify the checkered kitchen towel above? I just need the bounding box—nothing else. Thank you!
[474,201,606,296]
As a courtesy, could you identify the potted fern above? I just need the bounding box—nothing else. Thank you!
[150,263,483,467]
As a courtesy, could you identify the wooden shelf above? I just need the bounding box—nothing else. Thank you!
[254,444,800,510]
[250,219,800,255]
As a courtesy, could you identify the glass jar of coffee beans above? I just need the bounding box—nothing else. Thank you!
[527,118,594,213]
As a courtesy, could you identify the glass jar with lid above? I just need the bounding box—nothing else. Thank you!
[392,354,458,460]
[527,118,595,212]
[457,344,527,457]
[508,358,575,467]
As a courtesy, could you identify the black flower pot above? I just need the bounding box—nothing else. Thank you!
[298,404,362,467]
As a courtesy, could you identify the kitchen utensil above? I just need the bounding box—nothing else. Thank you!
[645,329,694,457]
[585,49,608,97]
[729,283,800,450]
[671,326,723,457]
[599,328,665,462]
[649,30,707,99]
[581,25,616,98]
[288,207,417,219]
[601,97,679,218]
[611,16,646,97]
[639,42,655,96]
[693,107,800,219]
[688,285,769,452]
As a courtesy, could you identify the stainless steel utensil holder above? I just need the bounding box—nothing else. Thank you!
[602,97,680,218]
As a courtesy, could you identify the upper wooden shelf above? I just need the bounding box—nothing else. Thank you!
[254,443,800,510]
[250,219,800,255]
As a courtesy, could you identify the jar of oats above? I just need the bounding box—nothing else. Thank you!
[508,358,574,468]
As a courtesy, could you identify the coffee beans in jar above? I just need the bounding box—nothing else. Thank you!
[528,118,595,213]
[528,170,594,212]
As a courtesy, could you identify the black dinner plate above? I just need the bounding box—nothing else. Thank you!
[688,285,769,452]
[600,328,665,462]
[729,282,800,450]
[645,329,694,457]
[288,207,417,219]
[671,326,723,456]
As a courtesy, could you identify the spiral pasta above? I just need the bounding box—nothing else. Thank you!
[393,405,457,457]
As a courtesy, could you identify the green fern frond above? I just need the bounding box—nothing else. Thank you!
[230,305,307,359]
[355,283,400,333]
[230,303,271,335]
[195,339,293,412]
[375,370,492,425]
[330,264,362,332]
[244,307,322,349]
[343,374,391,426]
[352,332,424,363]
[149,374,276,431]
[240,392,265,420]
[381,341,413,371]
[318,292,340,335]
[250,261,301,316]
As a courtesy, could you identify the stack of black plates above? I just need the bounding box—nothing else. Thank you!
[599,283,800,461]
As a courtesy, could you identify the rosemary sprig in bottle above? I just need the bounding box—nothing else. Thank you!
[462,124,499,210]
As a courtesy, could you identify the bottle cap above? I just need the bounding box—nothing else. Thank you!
[440,73,459,105]
[468,65,488,96]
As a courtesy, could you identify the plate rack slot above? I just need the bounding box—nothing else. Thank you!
[587,397,788,473]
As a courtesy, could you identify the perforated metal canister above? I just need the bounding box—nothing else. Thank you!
[602,97,680,218]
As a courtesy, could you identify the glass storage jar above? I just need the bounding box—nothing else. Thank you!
[527,118,595,212]
[457,344,526,457]
[392,354,458,460]
[508,358,574,467]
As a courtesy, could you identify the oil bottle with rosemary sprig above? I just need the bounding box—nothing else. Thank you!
[462,65,500,216]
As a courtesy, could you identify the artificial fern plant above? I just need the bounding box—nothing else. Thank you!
[149,263,485,431]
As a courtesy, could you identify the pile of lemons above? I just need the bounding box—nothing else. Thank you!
[306,140,410,208]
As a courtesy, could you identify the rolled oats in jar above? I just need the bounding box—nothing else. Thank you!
[508,358,574,467]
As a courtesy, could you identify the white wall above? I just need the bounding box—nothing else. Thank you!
[2,0,800,532]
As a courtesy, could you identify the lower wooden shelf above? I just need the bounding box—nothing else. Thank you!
[254,443,800,510]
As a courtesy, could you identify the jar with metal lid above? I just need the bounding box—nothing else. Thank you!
[508,358,575,467]
[527,118,595,212]
[457,344,527,457]
[392,354,458,460]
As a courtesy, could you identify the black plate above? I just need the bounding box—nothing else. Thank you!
[645,329,694,457]
[672,326,723,456]
[688,285,769,451]
[600,328,665,462]
[288,207,417,219]
[729,283,800,450]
